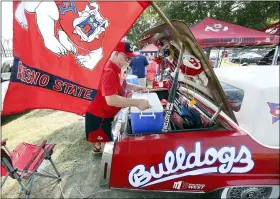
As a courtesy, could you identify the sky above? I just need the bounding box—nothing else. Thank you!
[1,1,13,40]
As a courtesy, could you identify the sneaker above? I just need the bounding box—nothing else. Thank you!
[92,145,103,155]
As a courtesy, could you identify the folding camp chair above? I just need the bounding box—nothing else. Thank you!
[1,139,61,199]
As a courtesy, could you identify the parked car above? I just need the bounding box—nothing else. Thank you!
[1,81,10,112]
[257,47,280,65]
[227,52,237,62]
[99,21,279,199]
[231,52,263,64]
[1,57,13,82]
[1,57,13,112]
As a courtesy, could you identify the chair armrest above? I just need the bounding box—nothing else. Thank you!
[23,140,47,171]
[1,139,8,147]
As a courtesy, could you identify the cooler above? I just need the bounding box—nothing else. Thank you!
[130,93,163,134]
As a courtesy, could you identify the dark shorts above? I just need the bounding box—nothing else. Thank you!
[85,112,113,143]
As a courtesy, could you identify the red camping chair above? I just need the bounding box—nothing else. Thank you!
[1,139,61,199]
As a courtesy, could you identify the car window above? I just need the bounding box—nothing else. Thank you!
[220,82,244,112]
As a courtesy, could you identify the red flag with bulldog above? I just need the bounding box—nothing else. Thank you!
[2,1,150,115]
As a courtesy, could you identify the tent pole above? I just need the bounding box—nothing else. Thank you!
[272,45,279,65]
[218,47,225,68]
[206,48,211,59]
[216,48,221,68]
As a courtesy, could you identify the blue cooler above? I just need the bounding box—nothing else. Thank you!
[130,93,163,134]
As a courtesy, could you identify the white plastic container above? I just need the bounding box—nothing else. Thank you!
[130,92,163,134]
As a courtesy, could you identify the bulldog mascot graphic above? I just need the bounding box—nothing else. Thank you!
[178,52,209,87]
[15,1,109,70]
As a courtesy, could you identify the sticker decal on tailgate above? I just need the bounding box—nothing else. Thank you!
[128,142,254,188]
[267,102,280,124]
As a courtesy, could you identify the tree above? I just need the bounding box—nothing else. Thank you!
[127,1,280,46]
[233,1,280,30]
[126,7,159,46]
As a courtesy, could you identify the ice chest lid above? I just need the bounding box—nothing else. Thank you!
[131,92,163,113]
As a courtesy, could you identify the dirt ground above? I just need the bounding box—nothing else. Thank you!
[1,109,205,198]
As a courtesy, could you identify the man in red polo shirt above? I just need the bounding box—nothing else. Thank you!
[86,40,151,153]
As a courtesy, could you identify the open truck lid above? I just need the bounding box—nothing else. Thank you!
[139,20,237,123]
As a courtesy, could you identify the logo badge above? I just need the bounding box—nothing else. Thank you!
[205,23,228,32]
[97,136,103,140]
[267,102,280,124]
[173,181,205,190]
[173,181,183,190]
[182,54,201,70]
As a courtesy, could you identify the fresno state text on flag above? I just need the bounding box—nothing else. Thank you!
[13,57,96,101]
[2,1,150,115]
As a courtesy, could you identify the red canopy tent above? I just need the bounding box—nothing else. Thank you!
[262,22,280,35]
[140,43,158,53]
[191,18,279,48]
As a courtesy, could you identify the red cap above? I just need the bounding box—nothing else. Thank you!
[114,40,136,58]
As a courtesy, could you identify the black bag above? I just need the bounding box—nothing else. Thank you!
[178,105,203,129]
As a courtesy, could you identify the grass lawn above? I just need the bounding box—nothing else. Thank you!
[1,109,99,198]
[1,109,201,198]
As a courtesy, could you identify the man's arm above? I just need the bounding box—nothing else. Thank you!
[126,82,145,92]
[105,95,141,108]
[101,68,149,109]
